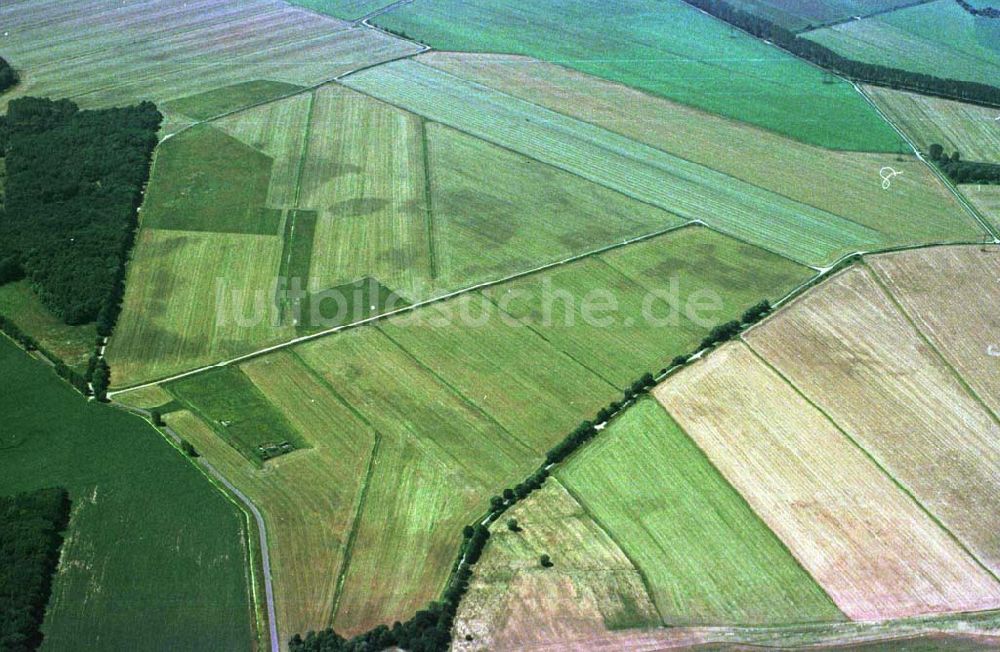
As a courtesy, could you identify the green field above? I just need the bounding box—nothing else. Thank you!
[729,0,927,31]
[151,224,824,636]
[344,60,885,266]
[559,398,844,625]
[0,281,95,372]
[166,366,307,464]
[142,126,278,235]
[0,337,254,650]
[482,227,813,388]
[164,80,306,121]
[427,123,683,289]
[373,0,901,150]
[804,0,1000,86]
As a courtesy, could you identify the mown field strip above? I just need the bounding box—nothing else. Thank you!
[560,399,843,625]
[744,265,1000,577]
[343,60,882,265]
[655,342,1000,620]
[419,52,978,245]
[298,85,432,299]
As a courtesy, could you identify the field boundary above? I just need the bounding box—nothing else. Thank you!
[329,433,382,624]
[555,476,667,625]
[375,325,540,457]
[742,328,1000,587]
[863,259,1000,428]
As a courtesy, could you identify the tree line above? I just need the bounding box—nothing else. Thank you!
[955,0,1000,18]
[289,299,776,651]
[0,487,71,652]
[680,0,1000,108]
[928,144,1000,183]
[0,97,161,328]
[0,57,16,94]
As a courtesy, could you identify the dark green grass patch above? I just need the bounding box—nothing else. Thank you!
[296,277,409,334]
[141,125,278,235]
[166,366,306,464]
[285,0,398,20]
[0,338,254,650]
[277,209,319,325]
[164,80,305,121]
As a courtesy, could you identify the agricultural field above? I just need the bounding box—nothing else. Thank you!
[559,399,843,625]
[728,0,928,31]
[965,186,1000,232]
[864,85,1000,162]
[155,349,377,642]
[0,337,254,650]
[344,60,886,266]
[287,0,398,20]
[296,85,432,301]
[0,280,95,372]
[655,341,1000,620]
[481,226,812,389]
[866,246,1000,423]
[373,0,902,150]
[419,52,977,246]
[426,123,683,290]
[451,479,661,650]
[803,0,1000,86]
[147,224,815,638]
[0,0,421,117]
[744,265,1000,576]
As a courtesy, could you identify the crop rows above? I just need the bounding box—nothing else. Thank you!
[345,60,884,265]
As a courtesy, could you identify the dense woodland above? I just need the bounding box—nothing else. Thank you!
[0,57,16,94]
[0,97,161,329]
[0,487,71,652]
[682,0,1000,107]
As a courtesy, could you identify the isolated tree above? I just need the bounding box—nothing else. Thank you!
[181,439,198,457]
[150,409,163,426]
[506,518,521,532]
[540,554,554,568]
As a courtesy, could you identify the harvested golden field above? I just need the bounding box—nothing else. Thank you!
[452,480,660,651]
[417,52,976,244]
[106,229,292,387]
[745,265,1000,577]
[163,349,375,642]
[865,85,1000,162]
[866,246,1000,417]
[298,85,432,300]
[654,342,1000,620]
